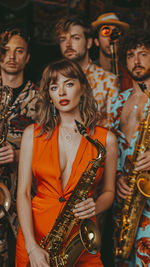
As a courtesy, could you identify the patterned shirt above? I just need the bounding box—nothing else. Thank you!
[83,60,119,128]
[94,58,133,92]
[111,88,150,267]
[0,79,38,236]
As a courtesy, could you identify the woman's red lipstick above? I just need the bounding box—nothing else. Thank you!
[59,99,70,106]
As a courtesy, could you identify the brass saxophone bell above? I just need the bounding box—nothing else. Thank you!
[79,218,101,254]
[0,183,11,219]
[137,172,150,198]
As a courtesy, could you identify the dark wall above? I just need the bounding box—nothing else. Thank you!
[25,43,62,84]
[1,0,150,84]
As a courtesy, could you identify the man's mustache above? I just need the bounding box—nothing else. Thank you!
[132,65,144,71]
[64,48,76,53]
[6,60,17,64]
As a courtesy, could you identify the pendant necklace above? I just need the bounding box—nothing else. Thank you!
[64,131,72,142]
[60,127,78,142]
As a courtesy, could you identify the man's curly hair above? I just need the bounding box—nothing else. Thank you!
[118,28,150,67]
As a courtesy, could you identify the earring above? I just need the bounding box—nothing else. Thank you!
[79,95,84,113]
[50,100,57,117]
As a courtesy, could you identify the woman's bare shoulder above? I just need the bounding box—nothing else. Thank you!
[22,124,34,140]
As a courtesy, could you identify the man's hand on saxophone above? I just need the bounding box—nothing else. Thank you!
[117,150,150,202]
[134,150,150,171]
[116,175,132,202]
[0,142,18,164]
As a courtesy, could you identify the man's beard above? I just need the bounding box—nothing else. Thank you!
[71,51,87,64]
[64,47,87,64]
[127,67,150,82]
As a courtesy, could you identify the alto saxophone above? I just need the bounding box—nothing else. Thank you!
[0,86,12,265]
[39,120,106,266]
[114,83,150,259]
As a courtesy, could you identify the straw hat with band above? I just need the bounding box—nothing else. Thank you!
[92,12,129,32]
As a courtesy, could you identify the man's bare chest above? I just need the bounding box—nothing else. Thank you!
[120,94,147,142]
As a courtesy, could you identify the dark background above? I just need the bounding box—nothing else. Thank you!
[0,0,150,84]
[0,1,150,266]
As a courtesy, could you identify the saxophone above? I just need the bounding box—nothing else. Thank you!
[38,120,106,266]
[114,83,150,259]
[0,86,12,266]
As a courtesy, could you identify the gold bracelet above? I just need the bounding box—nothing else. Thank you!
[28,245,38,257]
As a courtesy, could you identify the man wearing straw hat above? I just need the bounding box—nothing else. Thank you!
[92,12,132,91]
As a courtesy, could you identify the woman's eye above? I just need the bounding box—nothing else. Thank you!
[50,86,57,91]
[66,82,74,87]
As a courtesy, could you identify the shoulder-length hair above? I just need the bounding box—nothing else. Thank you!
[35,58,99,137]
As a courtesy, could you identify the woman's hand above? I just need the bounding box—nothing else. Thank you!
[73,198,96,219]
[28,245,50,267]
[116,175,132,202]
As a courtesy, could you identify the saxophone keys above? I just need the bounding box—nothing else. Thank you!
[115,248,122,256]
[63,254,68,264]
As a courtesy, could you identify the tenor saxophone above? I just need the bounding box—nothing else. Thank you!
[0,85,12,215]
[0,86,12,265]
[114,83,150,259]
[38,121,106,267]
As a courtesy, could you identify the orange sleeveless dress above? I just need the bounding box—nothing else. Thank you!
[16,125,107,266]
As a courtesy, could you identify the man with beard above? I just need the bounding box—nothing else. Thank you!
[0,27,37,266]
[92,12,132,91]
[54,14,119,128]
[111,29,150,267]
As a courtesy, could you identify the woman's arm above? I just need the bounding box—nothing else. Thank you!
[95,130,118,214]
[17,124,49,266]
[73,130,118,219]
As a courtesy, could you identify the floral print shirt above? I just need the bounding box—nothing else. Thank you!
[0,79,38,236]
[83,60,119,128]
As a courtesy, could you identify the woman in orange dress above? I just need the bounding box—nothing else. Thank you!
[16,59,118,266]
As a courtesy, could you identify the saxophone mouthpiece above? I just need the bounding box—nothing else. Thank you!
[75,120,87,136]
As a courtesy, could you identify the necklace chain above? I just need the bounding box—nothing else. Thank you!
[60,127,78,142]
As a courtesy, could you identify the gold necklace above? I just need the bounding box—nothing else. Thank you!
[60,127,78,142]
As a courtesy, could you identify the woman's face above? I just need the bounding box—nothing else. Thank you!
[49,73,82,115]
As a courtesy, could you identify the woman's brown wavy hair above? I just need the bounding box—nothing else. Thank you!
[35,58,99,137]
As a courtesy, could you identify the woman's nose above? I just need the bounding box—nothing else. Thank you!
[59,86,66,95]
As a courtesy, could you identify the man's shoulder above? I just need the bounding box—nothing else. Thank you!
[23,80,39,97]
[20,80,38,103]
[25,80,38,91]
